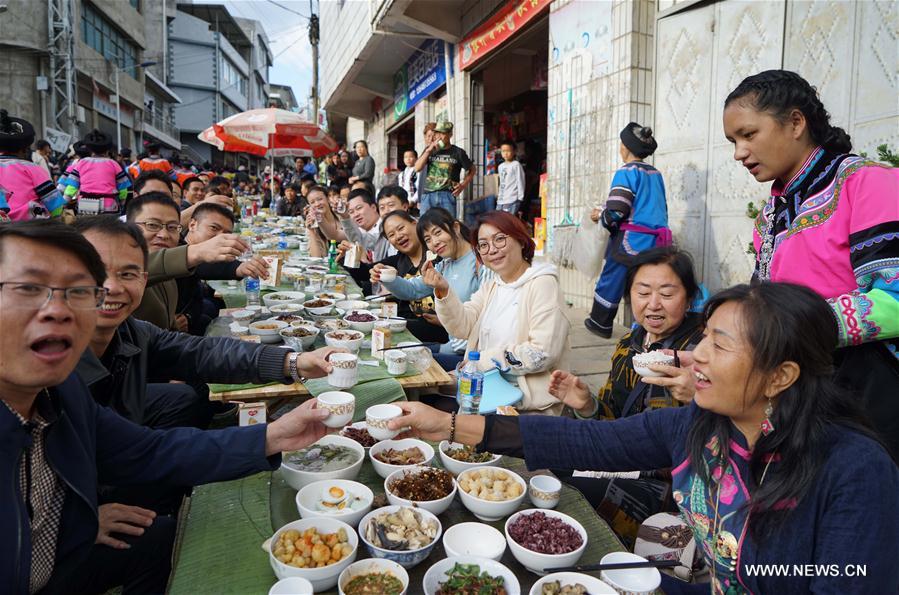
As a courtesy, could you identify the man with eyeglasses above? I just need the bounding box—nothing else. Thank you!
[125,192,248,332]
[0,220,339,595]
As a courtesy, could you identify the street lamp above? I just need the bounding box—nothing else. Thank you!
[115,60,157,151]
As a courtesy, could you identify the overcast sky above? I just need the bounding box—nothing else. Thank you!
[195,0,314,109]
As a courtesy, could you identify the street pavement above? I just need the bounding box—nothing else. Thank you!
[563,305,626,395]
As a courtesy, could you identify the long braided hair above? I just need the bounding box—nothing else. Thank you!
[724,70,852,154]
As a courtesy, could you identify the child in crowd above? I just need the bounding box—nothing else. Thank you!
[399,149,419,210]
[496,141,525,215]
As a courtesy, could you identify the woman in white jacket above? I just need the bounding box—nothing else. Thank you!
[422,211,586,415]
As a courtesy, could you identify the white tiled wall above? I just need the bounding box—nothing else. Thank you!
[320,0,372,106]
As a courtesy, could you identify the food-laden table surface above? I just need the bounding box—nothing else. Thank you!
[168,456,627,595]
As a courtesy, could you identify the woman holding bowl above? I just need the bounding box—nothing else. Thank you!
[548,246,704,545]
[723,70,899,460]
[389,281,899,593]
[421,210,572,415]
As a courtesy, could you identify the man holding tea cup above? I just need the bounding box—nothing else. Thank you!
[414,121,476,215]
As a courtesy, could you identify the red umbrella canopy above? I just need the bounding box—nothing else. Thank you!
[198,108,338,158]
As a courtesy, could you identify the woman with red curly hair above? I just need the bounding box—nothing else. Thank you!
[421,211,580,415]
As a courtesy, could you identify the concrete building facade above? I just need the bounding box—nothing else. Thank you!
[0,0,181,153]
[168,2,272,166]
[320,0,898,309]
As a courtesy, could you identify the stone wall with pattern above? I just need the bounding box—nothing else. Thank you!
[653,0,898,294]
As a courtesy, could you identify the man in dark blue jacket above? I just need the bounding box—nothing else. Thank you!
[0,220,337,594]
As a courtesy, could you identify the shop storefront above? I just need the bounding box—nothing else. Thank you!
[387,39,448,172]
[460,0,552,222]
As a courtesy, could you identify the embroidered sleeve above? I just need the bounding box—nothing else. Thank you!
[827,165,899,346]
[602,168,635,231]
[61,162,80,198]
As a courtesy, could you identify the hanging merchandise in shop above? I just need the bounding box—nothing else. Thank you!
[458,0,552,71]
[394,39,447,121]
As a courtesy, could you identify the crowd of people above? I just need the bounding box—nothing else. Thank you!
[0,68,896,594]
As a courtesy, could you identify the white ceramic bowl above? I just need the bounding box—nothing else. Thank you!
[282,324,319,350]
[599,552,661,594]
[457,466,527,522]
[268,576,314,595]
[379,317,407,333]
[249,319,289,344]
[338,558,409,595]
[295,479,373,529]
[438,441,503,475]
[325,329,365,353]
[529,573,617,595]
[315,318,350,332]
[303,298,335,316]
[632,352,676,378]
[231,309,256,324]
[357,505,442,569]
[343,310,378,333]
[422,556,520,595]
[396,342,433,373]
[384,466,456,516]
[336,300,370,312]
[317,391,356,428]
[280,434,365,491]
[504,509,588,575]
[369,439,435,479]
[317,292,347,302]
[346,293,363,300]
[442,522,506,561]
[309,308,347,323]
[365,404,404,441]
[339,421,379,451]
[264,291,307,308]
[268,517,359,592]
[270,303,305,314]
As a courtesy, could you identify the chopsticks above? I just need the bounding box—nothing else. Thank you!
[544,559,680,573]
[376,342,435,352]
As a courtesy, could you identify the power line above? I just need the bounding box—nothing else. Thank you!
[264,0,310,20]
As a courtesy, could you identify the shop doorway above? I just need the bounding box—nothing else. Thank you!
[469,16,549,224]
[387,115,416,179]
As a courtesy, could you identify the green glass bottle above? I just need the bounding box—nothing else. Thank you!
[328,240,339,273]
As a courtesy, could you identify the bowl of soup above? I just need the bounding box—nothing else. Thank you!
[281,434,365,491]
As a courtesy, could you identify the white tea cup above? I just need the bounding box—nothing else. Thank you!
[365,404,403,440]
[528,475,562,509]
[327,353,359,388]
[384,349,407,375]
[316,391,355,428]
[378,266,397,283]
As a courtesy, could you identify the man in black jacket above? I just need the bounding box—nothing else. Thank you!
[0,220,337,595]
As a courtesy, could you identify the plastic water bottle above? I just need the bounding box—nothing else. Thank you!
[245,277,261,306]
[278,232,288,250]
[457,351,484,415]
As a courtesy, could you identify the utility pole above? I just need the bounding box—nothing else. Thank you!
[308,0,319,122]
[47,0,77,138]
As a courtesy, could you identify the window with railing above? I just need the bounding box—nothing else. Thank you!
[81,3,139,75]
[221,57,248,96]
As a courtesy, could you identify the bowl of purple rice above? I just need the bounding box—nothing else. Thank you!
[504,509,587,575]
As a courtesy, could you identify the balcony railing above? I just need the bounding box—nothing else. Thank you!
[143,110,179,139]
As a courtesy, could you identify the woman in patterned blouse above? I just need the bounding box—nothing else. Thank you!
[723,69,899,461]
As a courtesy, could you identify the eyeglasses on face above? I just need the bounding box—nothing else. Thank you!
[135,220,182,234]
[0,282,108,310]
[476,234,509,254]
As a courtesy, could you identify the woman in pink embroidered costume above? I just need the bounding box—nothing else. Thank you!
[722,70,899,461]
[61,130,132,215]
[0,110,65,220]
